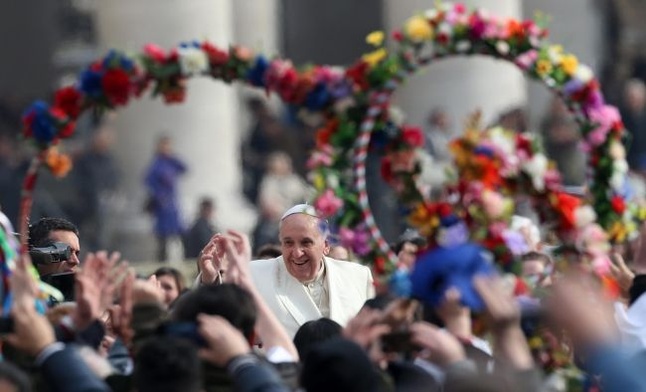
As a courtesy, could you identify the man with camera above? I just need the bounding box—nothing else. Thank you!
[29,217,81,276]
[28,217,82,303]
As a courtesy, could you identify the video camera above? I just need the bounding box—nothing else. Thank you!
[29,242,72,265]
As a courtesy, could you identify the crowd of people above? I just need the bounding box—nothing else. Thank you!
[2,74,646,391]
[1,198,646,391]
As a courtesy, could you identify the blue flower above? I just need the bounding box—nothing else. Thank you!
[389,268,412,297]
[247,56,269,87]
[473,145,495,157]
[305,83,330,110]
[79,68,104,98]
[410,243,494,311]
[329,80,352,99]
[24,101,57,143]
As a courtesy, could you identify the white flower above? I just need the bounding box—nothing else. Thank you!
[496,41,510,55]
[575,64,593,83]
[522,154,548,191]
[529,36,540,48]
[178,47,209,76]
[547,47,562,64]
[425,9,439,19]
[610,171,625,192]
[438,22,453,37]
[327,173,340,189]
[389,107,406,126]
[489,127,515,156]
[614,159,629,174]
[574,205,597,229]
[456,40,471,53]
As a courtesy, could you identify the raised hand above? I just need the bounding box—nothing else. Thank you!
[473,275,533,370]
[410,322,466,366]
[198,234,227,284]
[74,251,126,331]
[7,256,56,356]
[197,314,250,366]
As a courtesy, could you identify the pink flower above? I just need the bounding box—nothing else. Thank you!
[144,44,167,63]
[586,105,620,148]
[515,50,538,70]
[307,145,334,169]
[314,189,344,218]
[481,190,506,219]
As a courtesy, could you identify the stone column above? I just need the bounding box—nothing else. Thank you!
[95,0,255,261]
[383,0,526,133]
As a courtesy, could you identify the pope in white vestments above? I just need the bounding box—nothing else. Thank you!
[250,204,375,337]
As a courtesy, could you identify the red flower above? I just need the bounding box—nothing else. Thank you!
[54,87,82,119]
[392,30,403,42]
[49,107,75,139]
[345,60,370,91]
[515,134,533,157]
[401,125,424,147]
[202,42,229,66]
[554,192,581,229]
[611,195,626,214]
[101,69,131,106]
[437,202,452,218]
[380,157,394,184]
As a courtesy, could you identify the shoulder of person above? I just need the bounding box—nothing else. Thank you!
[249,256,282,273]
[325,257,371,274]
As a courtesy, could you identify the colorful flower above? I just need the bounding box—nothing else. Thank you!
[401,125,424,147]
[362,48,388,68]
[314,189,344,218]
[535,59,553,77]
[53,87,83,119]
[560,54,579,76]
[404,15,434,43]
[101,69,132,106]
[366,31,385,46]
[45,147,72,178]
[178,47,209,76]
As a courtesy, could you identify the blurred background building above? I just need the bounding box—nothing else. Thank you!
[0,0,643,261]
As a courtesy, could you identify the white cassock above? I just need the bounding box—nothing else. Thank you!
[250,256,375,337]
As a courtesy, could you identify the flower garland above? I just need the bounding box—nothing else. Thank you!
[19,2,640,280]
[310,1,641,278]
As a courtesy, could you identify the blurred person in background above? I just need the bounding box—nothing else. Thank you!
[144,136,187,262]
[253,152,310,250]
[621,78,646,175]
[183,197,218,259]
[74,124,120,251]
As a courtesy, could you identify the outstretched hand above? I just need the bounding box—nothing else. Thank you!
[74,251,127,331]
[199,234,227,284]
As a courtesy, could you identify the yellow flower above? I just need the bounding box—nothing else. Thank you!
[550,45,564,54]
[528,336,543,349]
[362,48,387,67]
[312,173,325,191]
[404,16,433,43]
[366,31,385,46]
[608,221,628,243]
[535,59,553,77]
[560,54,579,76]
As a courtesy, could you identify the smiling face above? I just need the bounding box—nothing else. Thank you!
[279,214,329,283]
